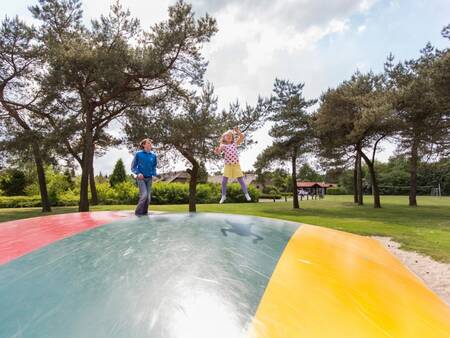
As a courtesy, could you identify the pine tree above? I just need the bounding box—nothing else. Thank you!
[28,0,218,211]
[263,79,317,209]
[109,159,127,187]
[0,169,27,196]
[197,162,209,184]
[63,169,74,189]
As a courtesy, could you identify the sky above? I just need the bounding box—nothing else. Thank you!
[2,0,449,175]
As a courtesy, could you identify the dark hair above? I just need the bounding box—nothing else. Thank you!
[139,138,153,149]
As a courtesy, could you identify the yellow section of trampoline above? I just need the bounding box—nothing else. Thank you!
[249,224,450,338]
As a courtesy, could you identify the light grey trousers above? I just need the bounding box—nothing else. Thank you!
[135,177,153,216]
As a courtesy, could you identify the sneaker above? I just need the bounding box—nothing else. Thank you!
[245,193,251,201]
[219,195,226,204]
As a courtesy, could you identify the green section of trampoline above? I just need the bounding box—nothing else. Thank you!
[0,213,299,338]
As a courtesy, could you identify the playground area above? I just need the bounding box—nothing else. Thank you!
[1,0,449,336]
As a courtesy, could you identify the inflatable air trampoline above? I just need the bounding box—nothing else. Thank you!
[0,212,449,337]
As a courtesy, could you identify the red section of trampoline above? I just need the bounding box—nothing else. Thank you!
[0,211,132,265]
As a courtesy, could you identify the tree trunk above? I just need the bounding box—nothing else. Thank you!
[0,96,52,212]
[79,154,91,212]
[89,142,98,205]
[89,163,98,206]
[291,150,299,209]
[31,143,52,212]
[353,156,358,203]
[188,162,199,212]
[361,151,381,208]
[409,141,418,207]
[356,145,364,206]
[79,110,93,212]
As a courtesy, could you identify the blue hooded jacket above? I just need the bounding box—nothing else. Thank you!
[131,150,157,177]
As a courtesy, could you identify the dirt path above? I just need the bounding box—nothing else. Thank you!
[373,236,450,306]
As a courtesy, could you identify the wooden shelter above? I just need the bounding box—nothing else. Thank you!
[297,181,334,198]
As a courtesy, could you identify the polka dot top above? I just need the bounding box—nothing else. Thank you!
[222,143,240,165]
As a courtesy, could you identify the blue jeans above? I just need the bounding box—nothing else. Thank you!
[135,177,153,215]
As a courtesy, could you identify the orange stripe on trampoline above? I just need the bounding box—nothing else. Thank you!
[249,225,450,338]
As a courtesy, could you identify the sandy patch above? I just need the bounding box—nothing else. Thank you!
[373,236,450,306]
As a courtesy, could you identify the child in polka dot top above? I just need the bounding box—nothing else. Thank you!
[214,127,251,204]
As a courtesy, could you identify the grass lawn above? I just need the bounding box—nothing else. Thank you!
[1,195,449,262]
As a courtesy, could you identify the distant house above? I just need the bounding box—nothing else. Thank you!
[297,181,334,196]
[154,171,190,183]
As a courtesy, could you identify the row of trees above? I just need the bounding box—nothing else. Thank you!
[3,0,214,211]
[254,156,450,197]
[342,156,450,196]
[0,0,266,213]
[1,0,448,212]
[316,33,449,208]
[255,25,449,209]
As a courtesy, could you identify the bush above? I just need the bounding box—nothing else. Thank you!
[0,196,42,208]
[47,169,75,204]
[56,192,79,206]
[224,183,260,203]
[0,195,79,208]
[0,169,27,196]
[196,183,221,203]
[327,187,347,195]
[24,183,40,196]
[259,193,282,200]
[113,181,139,204]
[95,181,138,204]
[152,182,189,204]
[150,182,259,204]
[0,182,260,208]
[262,185,280,194]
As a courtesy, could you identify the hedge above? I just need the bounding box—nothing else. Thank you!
[0,182,260,208]
[326,187,348,195]
[0,195,78,208]
[259,194,282,200]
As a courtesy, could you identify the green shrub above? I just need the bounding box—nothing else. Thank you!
[113,181,139,204]
[327,187,347,195]
[224,183,260,203]
[45,168,76,204]
[259,193,282,200]
[0,169,27,196]
[56,192,79,206]
[95,181,138,204]
[96,182,113,201]
[0,196,41,208]
[151,182,188,204]
[262,185,280,194]
[196,183,221,203]
[0,195,79,208]
[24,183,40,196]
[0,182,260,208]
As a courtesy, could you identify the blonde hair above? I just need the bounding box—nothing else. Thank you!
[139,138,153,149]
[220,130,234,143]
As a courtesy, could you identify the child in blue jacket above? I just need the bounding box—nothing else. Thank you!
[131,138,157,216]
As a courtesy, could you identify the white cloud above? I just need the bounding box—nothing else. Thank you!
[84,0,169,28]
[199,1,372,169]
[355,61,367,70]
[359,0,378,13]
[94,146,131,176]
[357,24,367,33]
